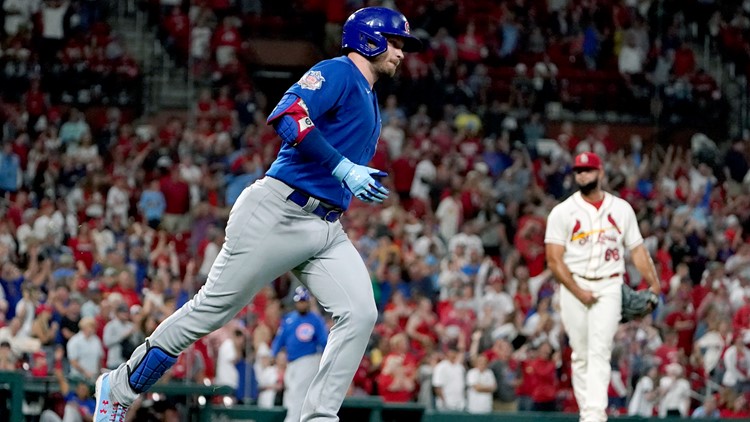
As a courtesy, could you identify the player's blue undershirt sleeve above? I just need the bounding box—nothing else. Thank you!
[295,128,344,172]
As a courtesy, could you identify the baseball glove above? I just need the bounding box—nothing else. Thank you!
[621,284,659,322]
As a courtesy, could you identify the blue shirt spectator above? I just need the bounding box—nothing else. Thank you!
[139,180,167,227]
[235,358,258,404]
[0,144,20,193]
[59,109,91,145]
[271,302,327,363]
[65,391,96,416]
[499,20,519,58]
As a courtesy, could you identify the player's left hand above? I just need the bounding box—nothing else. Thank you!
[332,158,389,203]
[621,284,659,322]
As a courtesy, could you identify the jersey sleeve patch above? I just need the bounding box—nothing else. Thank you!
[298,70,326,90]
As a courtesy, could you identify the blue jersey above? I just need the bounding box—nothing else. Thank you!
[266,56,382,210]
[271,310,328,363]
[65,392,96,416]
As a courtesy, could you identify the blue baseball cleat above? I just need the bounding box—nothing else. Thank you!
[94,373,129,422]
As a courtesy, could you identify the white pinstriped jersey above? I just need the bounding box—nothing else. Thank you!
[544,191,643,278]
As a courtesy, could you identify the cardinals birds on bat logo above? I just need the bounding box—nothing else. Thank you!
[571,219,581,241]
[570,214,622,245]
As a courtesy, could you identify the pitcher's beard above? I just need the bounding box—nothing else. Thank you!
[578,179,599,196]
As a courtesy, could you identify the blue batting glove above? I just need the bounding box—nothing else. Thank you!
[332,158,389,203]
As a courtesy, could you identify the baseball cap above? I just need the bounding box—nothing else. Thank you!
[572,152,603,171]
[293,286,310,302]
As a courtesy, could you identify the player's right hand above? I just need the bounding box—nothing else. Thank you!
[332,158,389,203]
[577,289,598,306]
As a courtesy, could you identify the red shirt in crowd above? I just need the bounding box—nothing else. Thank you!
[691,283,712,312]
[517,360,536,399]
[665,309,696,356]
[374,320,403,346]
[402,50,433,81]
[24,84,47,117]
[457,30,486,63]
[352,356,374,395]
[115,56,140,79]
[212,21,242,51]
[391,155,416,194]
[368,142,390,177]
[376,352,418,403]
[6,200,25,229]
[734,302,750,333]
[197,97,216,116]
[514,290,533,317]
[164,8,190,52]
[68,234,95,270]
[215,94,235,129]
[720,408,750,419]
[608,365,629,402]
[160,172,190,215]
[514,215,546,277]
[653,342,680,374]
[672,44,696,77]
[529,357,558,404]
[654,248,674,292]
[110,284,141,308]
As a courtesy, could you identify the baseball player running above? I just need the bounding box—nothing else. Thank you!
[94,7,421,422]
[544,152,661,422]
[272,287,328,422]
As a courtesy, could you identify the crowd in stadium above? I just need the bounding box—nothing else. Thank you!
[2,0,750,420]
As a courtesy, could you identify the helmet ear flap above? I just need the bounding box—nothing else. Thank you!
[357,31,387,57]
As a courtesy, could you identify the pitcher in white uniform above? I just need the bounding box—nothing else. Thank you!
[544,152,661,422]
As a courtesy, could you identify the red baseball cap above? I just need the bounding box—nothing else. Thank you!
[572,152,603,170]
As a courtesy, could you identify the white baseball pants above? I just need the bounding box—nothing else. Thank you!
[108,177,378,422]
[560,276,622,422]
[284,353,323,422]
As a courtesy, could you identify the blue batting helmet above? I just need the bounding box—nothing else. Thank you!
[293,286,310,302]
[341,7,422,58]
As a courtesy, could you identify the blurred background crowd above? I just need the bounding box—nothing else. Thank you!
[2,0,750,421]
